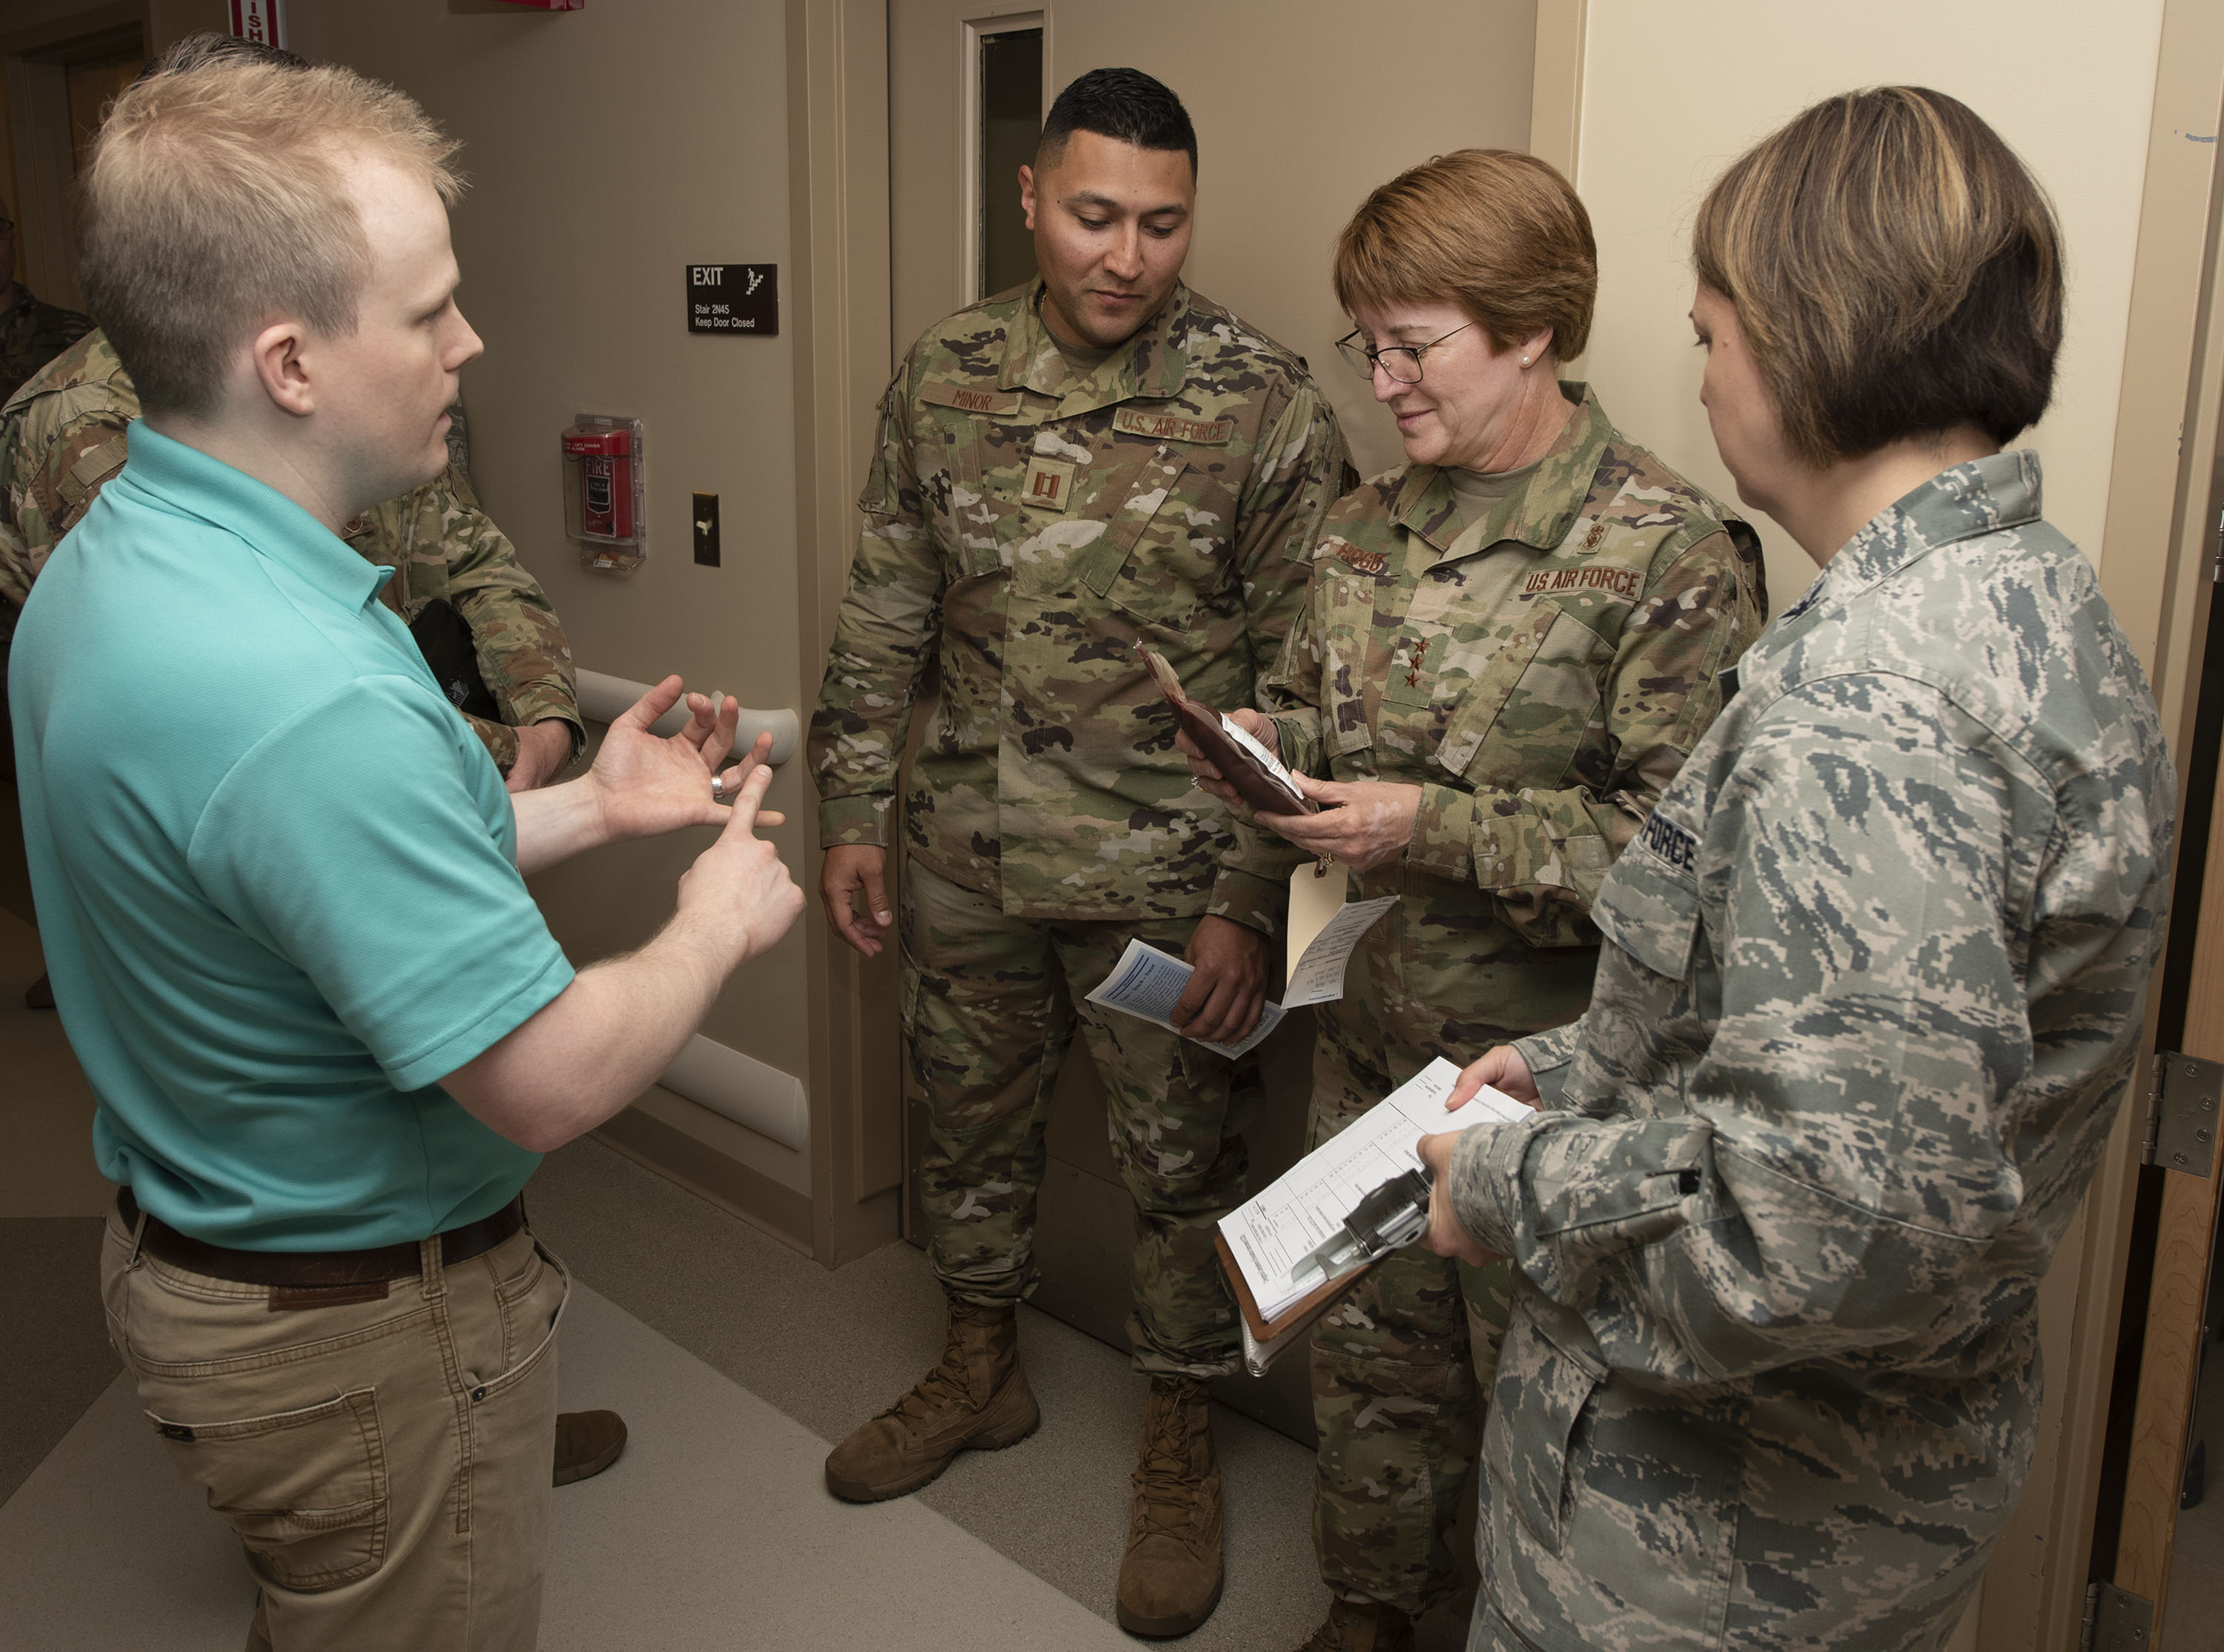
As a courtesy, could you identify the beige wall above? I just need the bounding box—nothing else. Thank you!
[1572,0,2167,619]
[1048,0,1537,481]
[288,0,813,1190]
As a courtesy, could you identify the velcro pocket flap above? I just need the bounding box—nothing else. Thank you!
[1078,458,1189,597]
[1431,604,1559,778]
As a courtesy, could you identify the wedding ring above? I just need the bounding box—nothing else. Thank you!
[711,775,725,797]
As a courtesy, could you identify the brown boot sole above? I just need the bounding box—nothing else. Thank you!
[1116,1565,1225,1639]
[824,1381,1042,1503]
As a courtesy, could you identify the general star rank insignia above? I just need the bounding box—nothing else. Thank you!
[1022,454,1076,511]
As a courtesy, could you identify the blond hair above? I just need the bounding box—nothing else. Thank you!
[1692,87,2062,465]
[79,59,463,416]
[1334,149,1596,362]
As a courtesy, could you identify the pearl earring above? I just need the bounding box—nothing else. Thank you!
[1520,355,1531,366]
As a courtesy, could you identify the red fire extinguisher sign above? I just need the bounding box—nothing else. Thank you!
[228,0,286,48]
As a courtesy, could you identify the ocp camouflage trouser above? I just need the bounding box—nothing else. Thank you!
[1314,1241,1513,1616]
[901,857,1248,1378]
[1306,1010,1516,1618]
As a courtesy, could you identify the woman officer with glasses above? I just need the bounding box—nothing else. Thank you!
[1182,149,1767,1652]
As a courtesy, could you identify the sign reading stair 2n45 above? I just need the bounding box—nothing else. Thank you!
[686,266,778,336]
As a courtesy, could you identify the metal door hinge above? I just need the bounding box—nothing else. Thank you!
[2212,508,2224,583]
[2146,1052,2221,1176]
[2084,1580,2156,1652]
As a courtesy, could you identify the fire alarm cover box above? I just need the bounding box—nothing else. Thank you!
[561,414,646,572]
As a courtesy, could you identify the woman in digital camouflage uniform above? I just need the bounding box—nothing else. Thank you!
[1185,150,1767,1652]
[1423,91,2174,1652]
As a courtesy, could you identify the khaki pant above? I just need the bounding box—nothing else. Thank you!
[101,1198,569,1652]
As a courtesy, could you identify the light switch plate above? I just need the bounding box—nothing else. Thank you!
[692,493,720,567]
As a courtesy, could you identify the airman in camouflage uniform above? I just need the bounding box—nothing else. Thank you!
[0,280,92,405]
[0,329,580,777]
[813,275,1350,1345]
[810,259,1351,1642]
[1442,453,2174,1651]
[1222,384,1766,1630]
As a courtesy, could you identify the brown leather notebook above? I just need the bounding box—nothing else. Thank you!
[1142,648,1316,818]
[1213,1228,1367,1344]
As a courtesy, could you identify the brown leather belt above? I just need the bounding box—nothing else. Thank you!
[119,1185,526,1289]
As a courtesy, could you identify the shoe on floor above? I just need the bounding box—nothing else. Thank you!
[553,1408,627,1486]
[824,1297,1039,1502]
[26,972,54,1010]
[1115,1374,1223,1638]
[1296,1596,1417,1652]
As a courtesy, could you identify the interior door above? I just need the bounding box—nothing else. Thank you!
[2089,483,2224,1648]
[886,0,1542,1442]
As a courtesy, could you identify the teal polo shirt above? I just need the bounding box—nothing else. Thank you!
[10,422,574,1250]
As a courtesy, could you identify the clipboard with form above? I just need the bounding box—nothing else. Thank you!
[1215,1058,1532,1369]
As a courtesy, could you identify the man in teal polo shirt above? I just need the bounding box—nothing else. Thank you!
[10,56,804,1652]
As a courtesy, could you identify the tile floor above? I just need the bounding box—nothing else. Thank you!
[0,901,1489,1651]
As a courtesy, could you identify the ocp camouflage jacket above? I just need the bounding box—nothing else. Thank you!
[1223,386,1765,1064]
[1449,452,2176,1651]
[810,280,1353,923]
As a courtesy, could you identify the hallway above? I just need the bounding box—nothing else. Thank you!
[0,906,1477,1651]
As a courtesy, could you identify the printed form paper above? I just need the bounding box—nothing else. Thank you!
[1086,939,1287,1058]
[1218,1058,1532,1320]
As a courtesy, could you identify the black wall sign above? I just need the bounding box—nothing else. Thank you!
[686,265,778,335]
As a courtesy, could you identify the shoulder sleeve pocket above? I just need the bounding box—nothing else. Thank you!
[1592,831,1702,983]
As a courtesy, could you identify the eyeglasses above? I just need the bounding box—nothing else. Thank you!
[1335,322,1473,384]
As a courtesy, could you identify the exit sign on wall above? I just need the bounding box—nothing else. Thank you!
[686,265,778,336]
[227,0,285,47]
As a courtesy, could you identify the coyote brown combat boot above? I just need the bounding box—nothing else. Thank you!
[824,1297,1039,1502]
[1115,1375,1223,1637]
[1294,1598,1417,1652]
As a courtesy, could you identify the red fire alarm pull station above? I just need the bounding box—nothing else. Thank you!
[561,415,646,572]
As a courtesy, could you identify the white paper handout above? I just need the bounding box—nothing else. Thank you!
[1085,939,1288,1058]
[1219,714,1308,810]
[1218,1058,1531,1325]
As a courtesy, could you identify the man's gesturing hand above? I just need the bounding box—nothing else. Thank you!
[590,676,783,844]
[675,760,806,969]
[1171,915,1268,1046]
[821,844,893,958]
